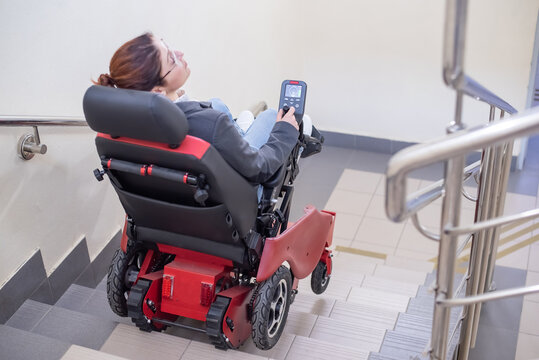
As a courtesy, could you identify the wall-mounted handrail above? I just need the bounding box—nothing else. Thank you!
[437,284,539,307]
[460,75,518,115]
[445,208,539,236]
[0,115,87,127]
[386,107,539,223]
[0,116,88,160]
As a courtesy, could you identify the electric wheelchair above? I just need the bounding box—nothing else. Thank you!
[83,85,335,350]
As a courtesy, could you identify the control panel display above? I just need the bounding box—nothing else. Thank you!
[285,85,302,98]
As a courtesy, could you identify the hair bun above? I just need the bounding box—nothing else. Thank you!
[97,73,117,87]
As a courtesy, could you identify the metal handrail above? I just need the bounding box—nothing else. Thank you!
[446,208,539,236]
[386,107,539,223]
[0,115,88,160]
[438,285,539,307]
[0,115,87,127]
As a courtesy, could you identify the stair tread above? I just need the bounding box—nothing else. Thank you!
[0,324,70,360]
[286,334,369,360]
[6,299,52,331]
[362,275,419,297]
[374,265,427,285]
[32,305,118,350]
[55,284,95,311]
[348,287,410,312]
[62,344,129,360]
[384,255,434,273]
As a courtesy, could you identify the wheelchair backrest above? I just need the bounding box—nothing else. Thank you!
[83,86,258,263]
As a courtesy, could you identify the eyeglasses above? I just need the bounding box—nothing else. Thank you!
[159,39,179,82]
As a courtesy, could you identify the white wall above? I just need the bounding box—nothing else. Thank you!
[0,0,537,285]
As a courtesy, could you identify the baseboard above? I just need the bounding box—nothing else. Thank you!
[0,230,121,324]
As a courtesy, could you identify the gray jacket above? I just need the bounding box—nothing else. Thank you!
[176,101,299,184]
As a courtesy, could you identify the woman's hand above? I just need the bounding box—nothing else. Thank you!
[277,106,299,131]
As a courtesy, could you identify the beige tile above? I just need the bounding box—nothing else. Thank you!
[329,300,398,330]
[505,193,537,216]
[354,217,405,248]
[328,269,366,287]
[347,287,409,312]
[309,315,385,352]
[285,335,369,360]
[239,333,294,360]
[332,213,362,240]
[336,169,383,194]
[297,276,352,301]
[394,248,438,262]
[364,195,389,220]
[384,254,434,272]
[348,240,395,259]
[373,264,427,285]
[526,271,539,304]
[529,245,539,272]
[515,332,539,360]
[291,293,335,317]
[182,341,267,360]
[397,222,439,256]
[496,245,530,271]
[325,189,373,216]
[462,185,479,210]
[101,323,190,360]
[519,301,539,336]
[332,252,378,274]
[283,310,318,337]
[63,345,128,360]
[362,275,419,297]
[331,237,353,248]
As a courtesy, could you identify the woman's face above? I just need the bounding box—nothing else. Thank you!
[154,37,190,93]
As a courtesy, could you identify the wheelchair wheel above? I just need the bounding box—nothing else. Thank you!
[251,265,292,350]
[310,261,330,295]
[107,240,146,317]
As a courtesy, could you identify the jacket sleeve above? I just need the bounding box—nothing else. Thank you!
[211,113,299,184]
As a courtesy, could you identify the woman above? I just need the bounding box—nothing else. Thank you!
[95,32,299,184]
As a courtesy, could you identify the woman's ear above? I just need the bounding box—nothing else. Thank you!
[151,86,166,95]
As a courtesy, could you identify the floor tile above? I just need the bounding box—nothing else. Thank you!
[5,299,51,332]
[55,284,94,312]
[525,271,539,303]
[332,252,378,274]
[335,169,383,194]
[32,306,117,350]
[285,335,369,360]
[362,275,419,297]
[332,213,362,240]
[384,255,434,272]
[347,287,409,312]
[309,315,385,352]
[529,245,539,272]
[364,194,388,220]
[373,265,426,285]
[515,332,539,360]
[101,323,190,360]
[393,248,438,262]
[375,177,422,197]
[297,276,352,301]
[325,189,373,217]
[62,345,128,360]
[504,193,537,216]
[396,223,439,256]
[519,301,539,336]
[239,333,294,360]
[496,245,531,270]
[0,324,70,360]
[181,340,267,360]
[331,237,353,248]
[329,300,398,330]
[354,217,405,248]
[348,240,395,258]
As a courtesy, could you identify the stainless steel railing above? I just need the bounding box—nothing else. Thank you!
[0,116,87,160]
[385,1,539,359]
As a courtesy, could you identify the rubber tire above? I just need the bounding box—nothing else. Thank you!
[310,261,330,295]
[251,265,292,350]
[106,242,143,317]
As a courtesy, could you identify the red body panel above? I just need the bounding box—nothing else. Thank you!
[97,133,210,159]
[218,286,254,348]
[256,206,336,282]
[159,249,233,321]
[139,271,176,330]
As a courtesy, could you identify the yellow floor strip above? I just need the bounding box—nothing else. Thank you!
[495,233,539,260]
[335,245,388,260]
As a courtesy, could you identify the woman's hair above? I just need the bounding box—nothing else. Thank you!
[94,32,162,91]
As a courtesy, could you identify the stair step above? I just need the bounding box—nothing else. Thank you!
[329,300,399,330]
[286,335,369,360]
[394,313,432,334]
[55,284,94,312]
[374,265,427,285]
[332,252,378,274]
[309,315,387,352]
[6,299,52,331]
[292,292,336,317]
[384,255,434,273]
[62,345,129,360]
[367,353,403,360]
[348,287,410,312]
[0,324,70,360]
[297,276,353,300]
[379,330,429,359]
[237,333,296,360]
[182,340,267,360]
[101,323,191,360]
[31,305,118,350]
[362,275,419,297]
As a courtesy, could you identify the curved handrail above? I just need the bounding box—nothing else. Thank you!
[386,107,539,222]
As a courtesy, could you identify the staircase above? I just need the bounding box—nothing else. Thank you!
[0,248,457,360]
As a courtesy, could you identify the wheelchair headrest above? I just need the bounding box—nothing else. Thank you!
[83,85,188,146]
